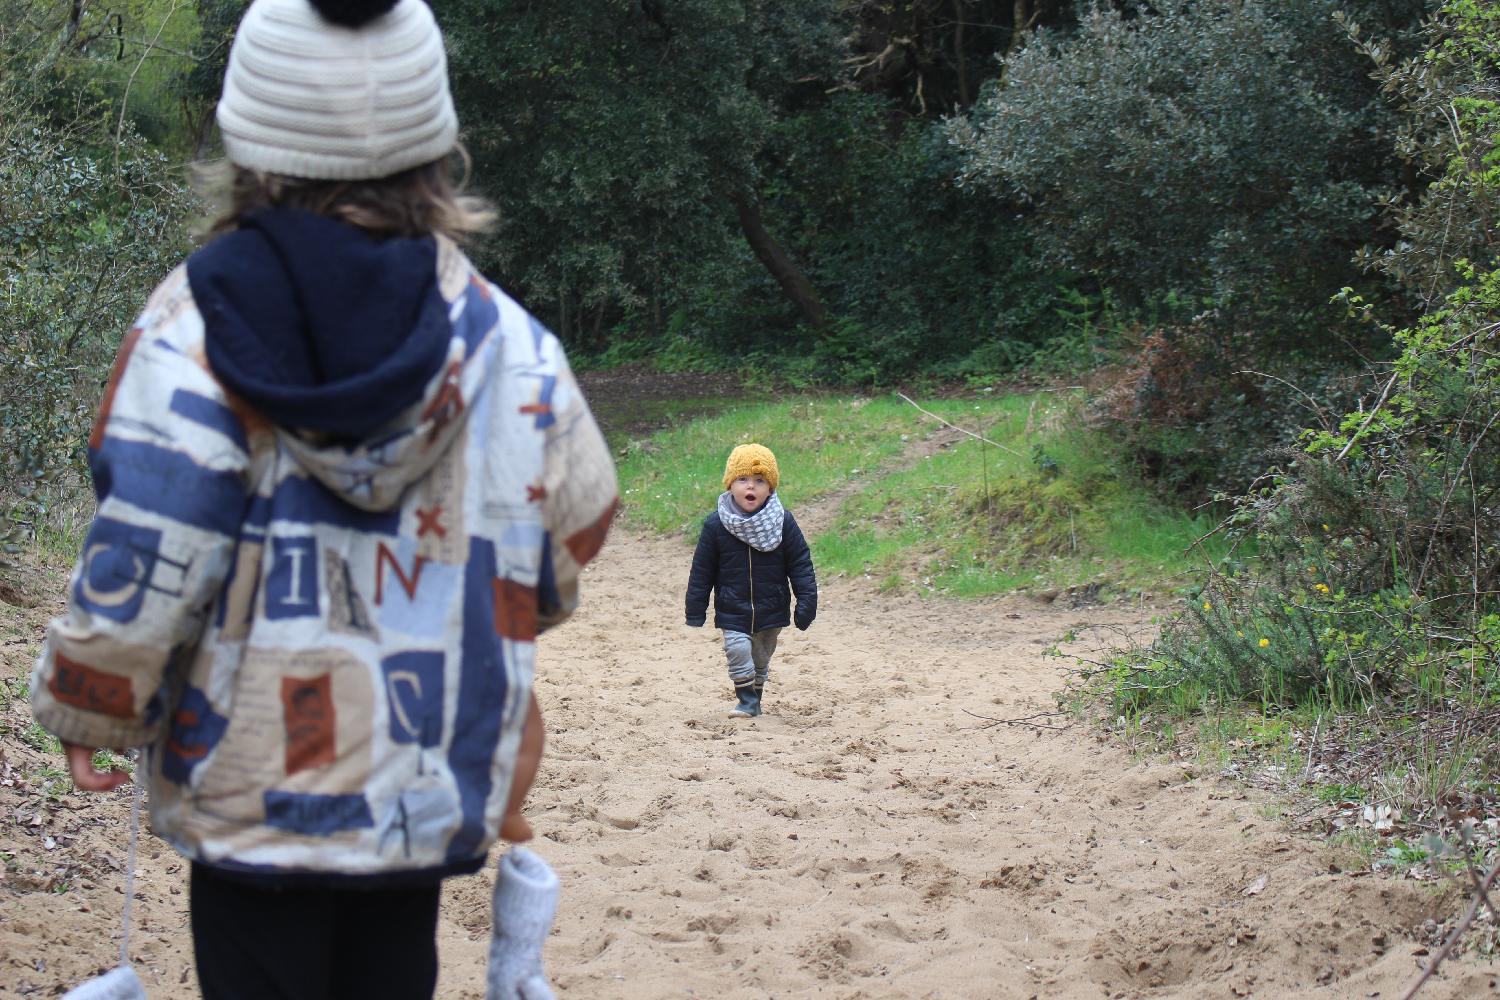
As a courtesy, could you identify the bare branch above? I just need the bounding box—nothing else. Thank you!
[114,1,183,174]
[1336,368,1400,462]
[895,392,1025,457]
[1399,855,1500,1000]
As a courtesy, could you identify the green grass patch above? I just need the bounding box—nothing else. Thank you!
[815,393,1227,596]
[18,721,59,755]
[616,396,925,538]
[1316,782,1368,804]
[618,390,1227,601]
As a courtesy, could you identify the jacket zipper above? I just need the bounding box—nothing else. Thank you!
[748,545,756,633]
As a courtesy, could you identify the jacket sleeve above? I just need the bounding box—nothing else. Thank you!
[30,280,251,750]
[684,517,717,626]
[784,513,817,630]
[537,340,619,633]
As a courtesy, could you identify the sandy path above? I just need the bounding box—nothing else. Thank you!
[3,525,1497,998]
[436,528,1495,1000]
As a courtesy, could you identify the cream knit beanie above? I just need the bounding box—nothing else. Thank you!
[216,0,459,180]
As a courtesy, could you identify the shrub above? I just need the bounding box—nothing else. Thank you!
[1102,0,1500,716]
[1,97,193,542]
[949,0,1398,337]
[1089,320,1372,499]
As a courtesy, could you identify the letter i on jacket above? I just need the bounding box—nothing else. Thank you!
[684,444,817,718]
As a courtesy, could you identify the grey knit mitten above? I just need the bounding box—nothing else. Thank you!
[486,846,559,1000]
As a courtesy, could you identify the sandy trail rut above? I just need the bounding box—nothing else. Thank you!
[3,526,1496,998]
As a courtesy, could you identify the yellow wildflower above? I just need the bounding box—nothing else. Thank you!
[1203,601,1213,611]
[1314,583,1330,594]
[1258,638,1270,648]
[1236,630,1245,638]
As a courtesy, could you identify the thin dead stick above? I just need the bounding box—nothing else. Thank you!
[961,708,1070,731]
[1464,857,1500,924]
[895,393,1025,457]
[1302,713,1322,780]
[1336,369,1399,462]
[115,1,183,174]
[1398,855,1500,1000]
[1459,826,1500,924]
[1234,369,1335,431]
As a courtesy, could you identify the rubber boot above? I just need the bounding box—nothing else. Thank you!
[727,683,761,718]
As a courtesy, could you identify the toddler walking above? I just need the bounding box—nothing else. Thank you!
[685,444,817,717]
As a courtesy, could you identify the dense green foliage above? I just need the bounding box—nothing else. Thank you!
[947,0,1433,499]
[949,0,1397,334]
[1105,0,1500,722]
[1,0,195,542]
[443,1,1085,381]
[673,95,1061,383]
[444,0,844,346]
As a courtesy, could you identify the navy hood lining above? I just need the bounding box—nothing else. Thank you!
[187,207,452,440]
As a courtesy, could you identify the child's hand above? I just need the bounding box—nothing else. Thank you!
[501,693,545,842]
[794,607,814,631]
[63,742,131,792]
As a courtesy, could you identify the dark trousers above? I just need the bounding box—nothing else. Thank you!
[190,864,442,1000]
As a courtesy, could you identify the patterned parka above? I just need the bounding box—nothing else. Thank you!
[30,226,618,884]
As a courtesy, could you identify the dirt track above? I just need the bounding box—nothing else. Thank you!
[3,521,1498,998]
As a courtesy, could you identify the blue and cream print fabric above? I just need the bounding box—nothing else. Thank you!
[31,237,618,878]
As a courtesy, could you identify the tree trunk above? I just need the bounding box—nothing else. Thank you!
[65,0,88,47]
[1007,0,1031,55]
[591,301,606,349]
[954,0,970,107]
[731,193,828,330]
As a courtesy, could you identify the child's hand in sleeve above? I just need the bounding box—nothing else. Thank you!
[795,604,814,631]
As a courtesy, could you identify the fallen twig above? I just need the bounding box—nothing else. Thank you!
[1302,713,1323,780]
[1399,855,1500,1000]
[961,708,1070,731]
[1460,826,1500,925]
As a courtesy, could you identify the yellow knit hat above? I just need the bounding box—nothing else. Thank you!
[723,443,779,493]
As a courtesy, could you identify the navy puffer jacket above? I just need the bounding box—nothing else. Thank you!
[685,508,817,633]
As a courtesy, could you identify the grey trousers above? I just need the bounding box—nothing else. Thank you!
[723,628,781,688]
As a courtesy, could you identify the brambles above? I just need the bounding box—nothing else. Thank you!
[0,4,195,546]
[1077,2,1500,911]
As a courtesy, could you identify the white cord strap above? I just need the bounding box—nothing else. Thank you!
[119,754,143,967]
[62,752,150,1000]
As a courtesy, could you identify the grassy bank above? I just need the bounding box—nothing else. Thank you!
[615,390,1227,600]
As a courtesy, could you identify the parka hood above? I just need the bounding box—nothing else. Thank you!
[186,208,492,510]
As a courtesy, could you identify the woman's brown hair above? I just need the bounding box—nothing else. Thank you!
[197,145,495,241]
